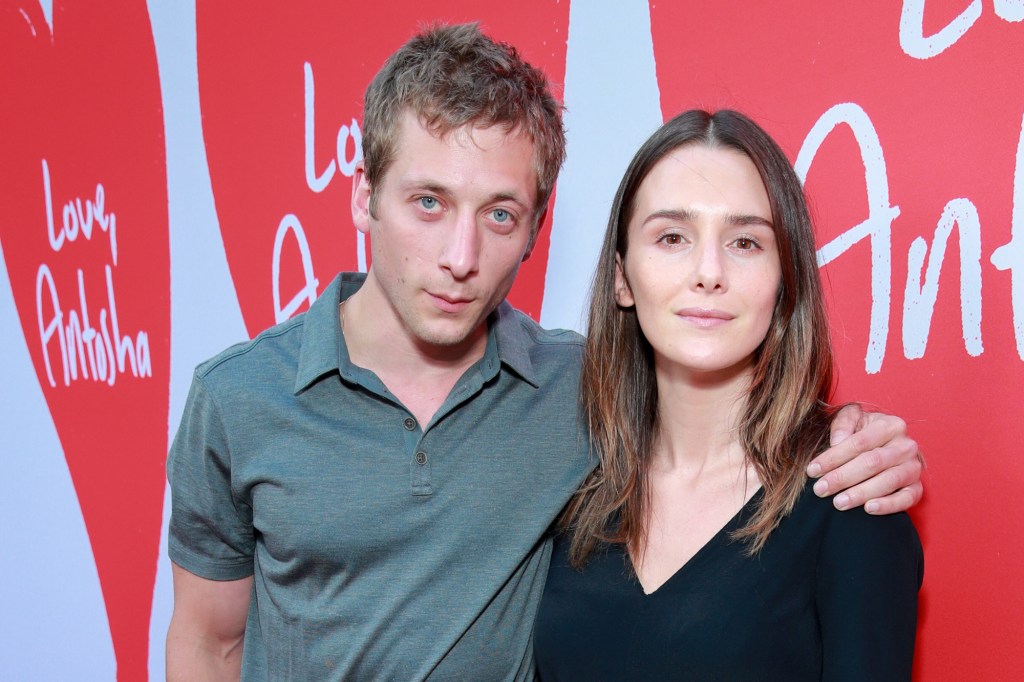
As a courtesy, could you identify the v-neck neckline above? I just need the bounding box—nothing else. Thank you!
[630,485,765,597]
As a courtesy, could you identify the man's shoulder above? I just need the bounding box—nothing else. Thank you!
[194,313,307,386]
[495,304,585,382]
[194,271,349,387]
[513,310,585,346]
[498,304,584,350]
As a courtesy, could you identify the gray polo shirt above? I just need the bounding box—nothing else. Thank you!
[168,272,592,680]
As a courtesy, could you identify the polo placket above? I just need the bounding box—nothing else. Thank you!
[404,343,503,498]
[402,415,432,496]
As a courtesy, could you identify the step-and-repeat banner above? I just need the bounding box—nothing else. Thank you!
[2,1,1021,679]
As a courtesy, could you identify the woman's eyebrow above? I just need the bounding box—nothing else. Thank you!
[640,208,773,229]
[726,213,775,229]
[640,208,697,226]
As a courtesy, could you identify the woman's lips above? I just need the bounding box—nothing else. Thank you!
[676,307,735,328]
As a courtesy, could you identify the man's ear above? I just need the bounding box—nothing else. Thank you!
[351,161,372,234]
[521,205,549,262]
[614,254,635,307]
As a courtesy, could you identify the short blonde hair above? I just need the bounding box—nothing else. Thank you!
[362,23,566,221]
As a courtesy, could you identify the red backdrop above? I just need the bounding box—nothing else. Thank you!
[649,3,1024,677]
[1,1,1020,679]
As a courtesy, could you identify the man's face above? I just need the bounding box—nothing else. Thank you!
[352,111,540,354]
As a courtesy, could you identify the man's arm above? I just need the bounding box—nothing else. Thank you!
[166,563,252,682]
[807,404,924,514]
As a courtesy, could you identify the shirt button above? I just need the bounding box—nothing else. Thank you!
[403,417,416,431]
[415,451,428,465]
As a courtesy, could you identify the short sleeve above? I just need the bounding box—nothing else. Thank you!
[816,507,923,680]
[167,370,255,580]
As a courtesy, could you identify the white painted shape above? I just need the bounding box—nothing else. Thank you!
[147,2,250,679]
[902,198,984,359]
[796,103,899,374]
[0,243,116,679]
[899,0,982,59]
[541,0,663,332]
[36,0,52,33]
[995,0,1024,22]
[991,114,1024,360]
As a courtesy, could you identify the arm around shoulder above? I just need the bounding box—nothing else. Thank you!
[166,562,253,682]
[810,406,924,514]
[816,506,923,680]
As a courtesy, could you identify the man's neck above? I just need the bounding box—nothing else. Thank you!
[341,284,489,427]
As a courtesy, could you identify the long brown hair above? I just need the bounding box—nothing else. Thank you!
[563,109,834,565]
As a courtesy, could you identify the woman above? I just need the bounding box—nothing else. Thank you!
[533,110,922,680]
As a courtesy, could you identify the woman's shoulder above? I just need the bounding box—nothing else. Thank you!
[794,477,917,531]
[789,478,923,580]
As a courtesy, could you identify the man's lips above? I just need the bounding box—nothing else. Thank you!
[676,307,735,328]
[428,292,474,314]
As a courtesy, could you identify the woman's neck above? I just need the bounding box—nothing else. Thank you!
[633,361,762,594]
[650,359,752,477]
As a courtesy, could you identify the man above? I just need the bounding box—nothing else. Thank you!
[166,23,922,680]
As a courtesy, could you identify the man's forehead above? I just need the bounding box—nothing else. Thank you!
[400,109,533,152]
[390,111,539,195]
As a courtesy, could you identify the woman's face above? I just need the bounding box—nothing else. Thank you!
[616,144,782,379]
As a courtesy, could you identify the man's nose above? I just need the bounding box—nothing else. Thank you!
[439,213,481,279]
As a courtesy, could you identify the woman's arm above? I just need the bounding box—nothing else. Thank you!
[816,504,923,680]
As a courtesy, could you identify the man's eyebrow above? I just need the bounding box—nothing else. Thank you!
[401,179,451,197]
[488,191,530,208]
[400,180,531,209]
[640,208,774,229]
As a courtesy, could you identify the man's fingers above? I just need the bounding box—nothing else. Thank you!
[807,428,876,480]
[808,408,923,514]
[808,414,912,480]
[829,402,864,446]
[864,481,924,515]
[820,454,923,511]
[807,436,857,479]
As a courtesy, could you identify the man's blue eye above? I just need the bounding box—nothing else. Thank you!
[493,209,510,222]
[420,197,438,210]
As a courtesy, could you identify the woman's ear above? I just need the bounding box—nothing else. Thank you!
[614,254,635,307]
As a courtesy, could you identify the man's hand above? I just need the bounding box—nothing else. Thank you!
[806,403,924,514]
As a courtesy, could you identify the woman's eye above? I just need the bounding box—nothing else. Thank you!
[419,196,439,210]
[661,233,682,245]
[734,237,758,250]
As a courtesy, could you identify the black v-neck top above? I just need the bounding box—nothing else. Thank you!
[533,482,922,681]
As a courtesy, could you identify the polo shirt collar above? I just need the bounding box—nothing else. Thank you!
[490,300,539,387]
[293,272,357,394]
[293,272,539,393]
